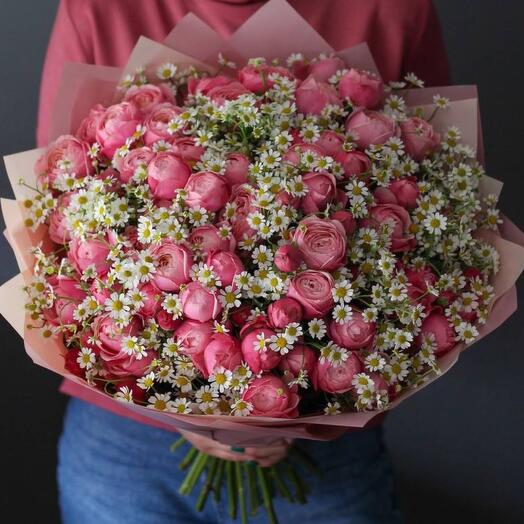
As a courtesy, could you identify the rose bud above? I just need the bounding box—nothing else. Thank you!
[279,344,316,377]
[124,84,172,114]
[345,109,399,150]
[312,351,362,394]
[180,282,222,322]
[406,266,438,311]
[202,333,243,378]
[144,103,182,145]
[294,216,347,271]
[44,276,86,326]
[275,190,302,209]
[301,171,337,213]
[147,152,191,200]
[94,315,154,377]
[115,379,146,403]
[224,152,250,186]
[89,279,113,305]
[335,188,349,208]
[227,185,258,241]
[239,315,271,339]
[335,150,372,178]
[189,224,235,255]
[287,270,335,320]
[48,193,73,244]
[207,250,244,287]
[339,68,384,108]
[151,239,193,291]
[373,186,398,205]
[241,328,282,374]
[328,309,376,350]
[417,311,456,356]
[314,130,344,157]
[230,305,252,327]
[282,143,324,167]
[238,64,293,94]
[295,76,341,115]
[76,104,106,144]
[96,102,142,158]
[207,82,251,105]
[184,171,230,212]
[137,282,162,318]
[172,137,206,163]
[155,309,181,331]
[274,244,302,273]
[364,204,416,252]
[268,297,303,329]
[36,135,91,187]
[331,210,356,235]
[64,348,84,378]
[68,234,114,276]
[400,117,440,161]
[308,56,346,83]
[175,319,214,358]
[242,375,300,418]
[113,146,154,184]
[188,75,235,95]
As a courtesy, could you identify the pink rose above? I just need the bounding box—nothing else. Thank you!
[313,351,362,394]
[294,216,347,271]
[287,270,335,320]
[406,266,438,311]
[76,104,106,143]
[242,375,300,418]
[417,311,456,356]
[44,276,86,326]
[114,147,154,184]
[35,135,91,187]
[189,224,235,255]
[123,84,173,114]
[339,69,384,108]
[68,233,114,276]
[388,177,420,209]
[96,102,142,158]
[172,137,206,163]
[180,282,222,322]
[301,171,337,213]
[241,328,282,374]
[330,210,356,235]
[345,110,399,150]
[328,309,376,350]
[175,319,214,358]
[400,117,441,161]
[155,309,181,331]
[147,152,191,200]
[94,315,153,377]
[224,152,250,186]
[202,333,242,378]
[366,204,416,252]
[274,244,302,273]
[184,172,230,212]
[207,82,251,105]
[137,282,162,318]
[188,75,234,95]
[335,150,372,178]
[295,76,341,115]
[315,130,344,157]
[227,185,257,241]
[279,344,316,378]
[268,297,303,329]
[238,65,293,94]
[48,193,73,244]
[144,103,182,145]
[207,250,244,287]
[282,143,323,167]
[308,57,346,83]
[151,239,193,291]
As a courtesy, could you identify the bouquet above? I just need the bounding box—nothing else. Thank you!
[2,1,524,522]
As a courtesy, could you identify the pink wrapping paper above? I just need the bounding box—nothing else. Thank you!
[1,0,523,445]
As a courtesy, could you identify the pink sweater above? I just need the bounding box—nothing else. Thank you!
[37,0,449,429]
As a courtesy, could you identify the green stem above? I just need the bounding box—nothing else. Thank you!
[226,461,237,520]
[257,467,278,524]
[169,437,186,454]
[244,462,261,516]
[179,452,208,495]
[179,447,198,471]
[285,463,306,504]
[195,457,218,512]
[289,445,321,477]
[270,465,294,502]
[213,460,225,502]
[236,462,248,524]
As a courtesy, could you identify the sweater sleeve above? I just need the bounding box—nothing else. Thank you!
[402,0,450,87]
[36,0,93,147]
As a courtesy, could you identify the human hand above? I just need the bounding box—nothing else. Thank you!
[179,429,291,467]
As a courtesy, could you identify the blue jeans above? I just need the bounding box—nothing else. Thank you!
[58,398,402,524]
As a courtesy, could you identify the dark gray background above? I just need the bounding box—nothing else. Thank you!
[0,1,522,522]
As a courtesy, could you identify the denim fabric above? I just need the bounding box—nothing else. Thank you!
[58,398,402,524]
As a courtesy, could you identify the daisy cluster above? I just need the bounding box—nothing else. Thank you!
[23,52,499,418]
